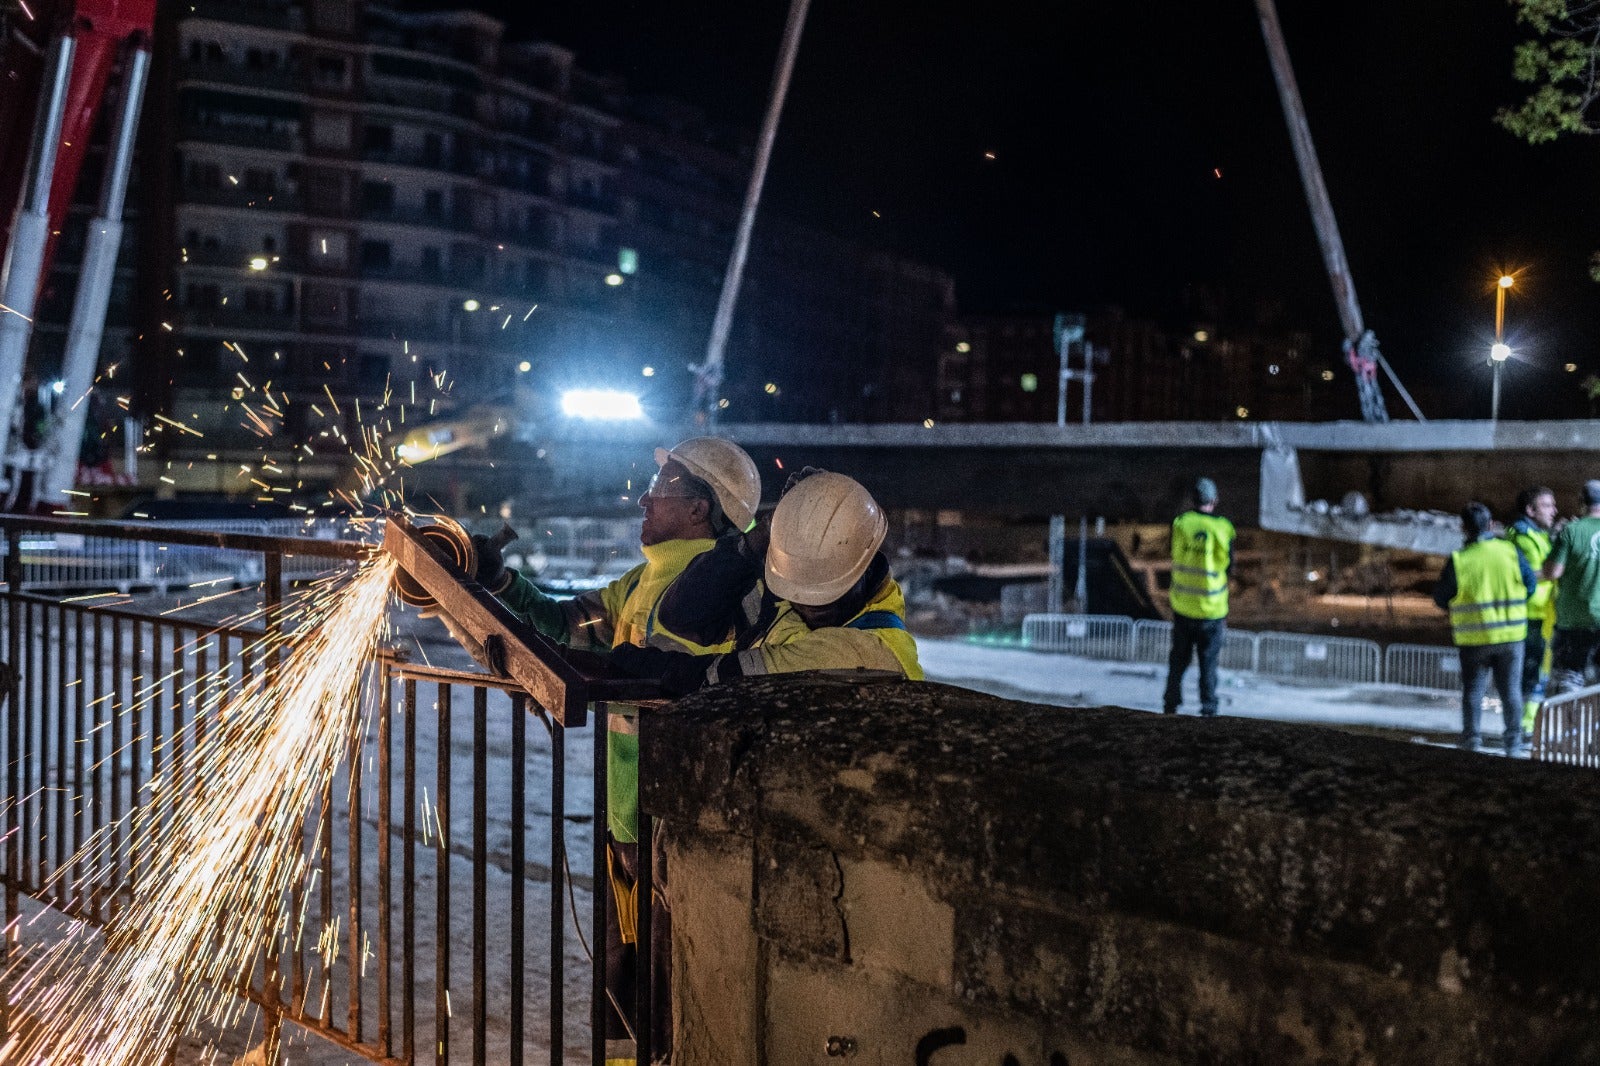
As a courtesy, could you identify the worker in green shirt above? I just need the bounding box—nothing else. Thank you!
[1543,479,1600,698]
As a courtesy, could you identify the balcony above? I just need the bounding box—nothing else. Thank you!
[360,144,473,175]
[178,120,299,153]
[357,261,454,287]
[188,0,304,31]
[180,185,303,213]
[179,59,304,95]
[358,203,477,234]
[565,188,618,216]
[364,81,479,122]
[182,307,296,333]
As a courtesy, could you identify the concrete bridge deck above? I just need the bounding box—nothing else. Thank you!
[535,420,1600,533]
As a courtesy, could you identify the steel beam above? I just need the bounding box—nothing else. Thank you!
[382,514,656,724]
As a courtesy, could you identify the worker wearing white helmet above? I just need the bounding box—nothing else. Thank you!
[612,469,923,692]
[473,434,760,1065]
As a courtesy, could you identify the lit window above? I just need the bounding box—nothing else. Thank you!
[1194,330,1209,343]
[1020,373,1038,392]
[1235,406,1249,418]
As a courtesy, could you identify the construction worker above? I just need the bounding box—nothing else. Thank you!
[1163,477,1235,717]
[1543,479,1600,699]
[611,471,923,693]
[1433,502,1535,754]
[1507,485,1558,739]
[474,435,761,1066]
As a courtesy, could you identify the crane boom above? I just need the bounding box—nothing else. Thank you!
[1253,0,1424,423]
[0,0,155,506]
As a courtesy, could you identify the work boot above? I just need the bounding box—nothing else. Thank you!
[1459,734,1481,751]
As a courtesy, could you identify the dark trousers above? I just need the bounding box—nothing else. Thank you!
[604,832,671,1062]
[1459,641,1524,750]
[1521,626,1548,726]
[1550,627,1600,696]
[1164,615,1225,716]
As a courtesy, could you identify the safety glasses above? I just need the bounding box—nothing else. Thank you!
[644,469,713,501]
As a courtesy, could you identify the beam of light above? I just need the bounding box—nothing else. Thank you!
[0,554,397,1064]
[560,388,643,421]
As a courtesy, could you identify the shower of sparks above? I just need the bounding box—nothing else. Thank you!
[0,554,397,1064]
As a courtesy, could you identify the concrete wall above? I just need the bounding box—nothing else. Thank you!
[642,675,1600,1065]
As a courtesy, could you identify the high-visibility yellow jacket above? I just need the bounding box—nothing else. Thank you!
[1169,510,1235,620]
[1449,539,1529,647]
[499,538,727,843]
[706,578,924,683]
[1506,519,1556,623]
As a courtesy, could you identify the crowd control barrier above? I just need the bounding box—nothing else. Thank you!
[1020,613,1135,661]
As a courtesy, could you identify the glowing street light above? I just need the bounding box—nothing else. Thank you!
[1490,342,1513,425]
[560,388,643,420]
[1490,272,1517,425]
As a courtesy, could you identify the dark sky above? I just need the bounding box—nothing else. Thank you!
[483,1,1600,418]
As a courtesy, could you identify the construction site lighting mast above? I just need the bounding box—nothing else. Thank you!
[0,0,154,507]
[1253,0,1425,424]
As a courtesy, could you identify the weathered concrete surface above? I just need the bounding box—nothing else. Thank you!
[642,674,1600,1065]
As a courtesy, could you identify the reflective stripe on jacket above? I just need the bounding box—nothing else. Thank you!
[1169,511,1235,620]
[499,537,727,844]
[1450,539,1529,647]
[1506,520,1556,621]
[713,579,924,683]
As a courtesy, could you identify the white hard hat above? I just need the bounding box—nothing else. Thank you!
[765,472,887,606]
[653,437,761,533]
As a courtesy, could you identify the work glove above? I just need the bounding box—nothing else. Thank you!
[472,524,518,594]
[611,644,717,697]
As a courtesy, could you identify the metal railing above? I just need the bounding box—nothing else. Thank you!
[1020,613,1134,661]
[1532,683,1600,768]
[1384,643,1462,693]
[1024,612,1388,688]
[0,516,642,1063]
[1256,632,1382,685]
[1131,619,1260,672]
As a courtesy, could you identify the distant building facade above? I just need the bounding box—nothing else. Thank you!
[940,309,1344,424]
[71,0,959,493]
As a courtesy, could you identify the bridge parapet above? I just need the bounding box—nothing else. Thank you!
[644,674,1600,1064]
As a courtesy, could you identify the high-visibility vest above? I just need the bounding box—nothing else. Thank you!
[1506,522,1556,621]
[1169,511,1235,620]
[1449,539,1529,647]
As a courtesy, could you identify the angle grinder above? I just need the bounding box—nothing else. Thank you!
[392,515,518,608]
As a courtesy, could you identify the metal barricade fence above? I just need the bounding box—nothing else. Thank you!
[1383,643,1462,693]
[1131,619,1259,671]
[1532,682,1600,768]
[1021,614,1135,660]
[0,516,609,1063]
[1257,631,1382,685]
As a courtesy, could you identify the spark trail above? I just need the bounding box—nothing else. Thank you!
[0,553,397,1064]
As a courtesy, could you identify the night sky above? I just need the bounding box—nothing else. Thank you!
[480,1,1600,419]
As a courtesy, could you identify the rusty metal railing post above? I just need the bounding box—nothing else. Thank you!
[3,527,21,1037]
[591,702,608,1066]
[262,547,286,1063]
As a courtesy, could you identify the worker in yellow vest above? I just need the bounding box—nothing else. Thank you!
[1506,485,1557,740]
[1433,502,1537,754]
[475,436,762,1066]
[613,470,923,691]
[1163,477,1235,717]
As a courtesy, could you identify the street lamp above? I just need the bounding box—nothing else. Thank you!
[1489,273,1516,423]
[1490,342,1512,424]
